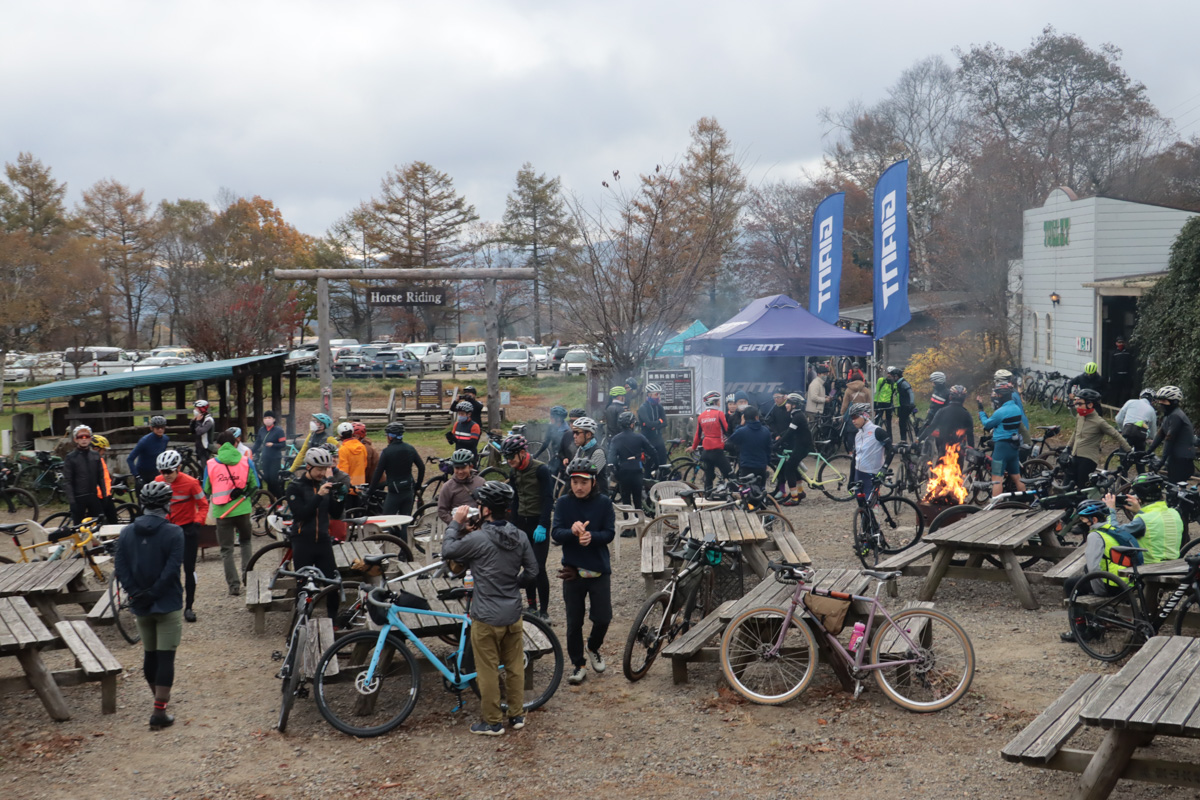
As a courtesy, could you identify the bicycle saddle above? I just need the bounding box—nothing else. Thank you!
[0,523,28,534]
[1111,545,1147,560]
[862,569,902,581]
[436,586,470,601]
[362,553,395,567]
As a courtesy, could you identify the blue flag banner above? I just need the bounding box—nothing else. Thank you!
[872,160,911,339]
[808,192,845,324]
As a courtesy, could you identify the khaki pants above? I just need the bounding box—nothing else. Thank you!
[470,618,525,724]
[215,514,253,589]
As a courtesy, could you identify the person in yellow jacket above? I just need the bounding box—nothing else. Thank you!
[335,422,368,486]
[289,412,339,472]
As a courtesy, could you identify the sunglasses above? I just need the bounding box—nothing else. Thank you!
[160,469,177,475]
[75,434,92,440]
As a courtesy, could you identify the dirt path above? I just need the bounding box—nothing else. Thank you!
[0,491,1187,800]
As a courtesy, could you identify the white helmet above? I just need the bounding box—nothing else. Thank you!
[193,399,210,409]
[336,421,354,438]
[929,371,946,383]
[304,448,336,468]
[156,450,183,471]
[72,424,93,437]
[703,390,721,406]
[993,369,1013,381]
[645,382,663,394]
[1156,385,1184,403]
[572,416,598,433]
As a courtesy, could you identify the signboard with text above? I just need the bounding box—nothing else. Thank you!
[368,287,447,306]
[417,379,443,410]
[646,369,695,416]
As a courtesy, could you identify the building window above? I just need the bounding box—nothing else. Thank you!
[1044,314,1053,365]
[1032,314,1039,361]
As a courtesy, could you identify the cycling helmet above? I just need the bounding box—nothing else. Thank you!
[703,390,721,406]
[886,365,901,376]
[572,417,598,433]
[609,386,626,397]
[91,435,110,450]
[550,405,567,419]
[472,480,515,511]
[815,364,829,374]
[227,426,243,439]
[73,424,93,437]
[463,386,477,395]
[385,421,405,437]
[193,399,210,409]
[992,385,1014,401]
[1076,498,1108,519]
[929,371,946,384]
[949,385,968,401]
[140,480,174,509]
[1156,385,1184,403]
[500,434,528,457]
[1131,473,1165,499]
[645,383,663,394]
[1075,388,1102,404]
[786,392,804,405]
[455,400,474,413]
[312,413,333,429]
[1084,362,1099,375]
[149,415,167,427]
[848,402,872,418]
[450,449,475,465]
[617,410,636,429]
[566,458,598,479]
[304,448,336,468]
[1139,388,1156,401]
[352,421,367,439]
[569,408,586,419]
[156,450,183,471]
[993,369,1013,382]
[336,421,354,438]
[624,378,639,393]
[725,394,735,403]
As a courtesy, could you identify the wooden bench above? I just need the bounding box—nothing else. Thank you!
[640,526,667,596]
[1043,545,1088,586]
[1002,673,1108,766]
[302,617,337,678]
[245,570,279,635]
[662,600,736,685]
[87,588,116,624]
[52,620,123,714]
[875,600,936,656]
[875,541,938,596]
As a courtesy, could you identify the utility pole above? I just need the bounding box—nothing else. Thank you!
[317,277,333,416]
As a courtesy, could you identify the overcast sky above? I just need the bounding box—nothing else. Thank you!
[3,1,1198,236]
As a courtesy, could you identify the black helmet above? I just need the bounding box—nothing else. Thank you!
[1076,498,1107,519]
[385,421,405,437]
[566,458,598,479]
[617,410,636,429]
[1131,473,1164,500]
[624,377,639,392]
[140,480,174,509]
[550,405,567,418]
[948,385,968,401]
[1076,388,1102,404]
[472,481,514,511]
[569,407,586,419]
[500,434,528,457]
[463,386,477,395]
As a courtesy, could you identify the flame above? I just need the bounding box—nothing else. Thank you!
[923,443,969,505]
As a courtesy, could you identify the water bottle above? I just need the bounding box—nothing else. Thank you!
[848,621,866,653]
[463,570,474,590]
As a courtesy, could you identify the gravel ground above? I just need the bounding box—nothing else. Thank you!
[0,486,1194,800]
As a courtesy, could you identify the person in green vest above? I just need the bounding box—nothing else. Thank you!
[874,367,899,439]
[1107,474,1183,564]
[1059,497,1144,643]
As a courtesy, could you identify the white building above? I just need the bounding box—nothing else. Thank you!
[1011,187,1196,377]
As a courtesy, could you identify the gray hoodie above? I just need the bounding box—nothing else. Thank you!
[441,518,538,626]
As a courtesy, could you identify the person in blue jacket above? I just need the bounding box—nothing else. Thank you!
[127,415,170,487]
[727,406,774,491]
[977,384,1026,498]
[251,410,289,498]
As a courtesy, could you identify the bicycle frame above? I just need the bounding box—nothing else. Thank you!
[370,605,476,690]
[9,519,105,580]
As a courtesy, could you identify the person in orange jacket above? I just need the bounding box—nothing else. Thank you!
[336,422,368,487]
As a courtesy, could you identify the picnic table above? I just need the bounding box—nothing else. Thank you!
[917,507,1073,609]
[1004,636,1200,798]
[245,542,388,634]
[0,561,100,624]
[0,596,72,720]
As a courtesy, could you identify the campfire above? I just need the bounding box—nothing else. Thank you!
[922,443,969,506]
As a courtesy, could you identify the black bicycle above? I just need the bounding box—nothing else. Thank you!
[0,462,39,520]
[850,478,924,569]
[273,565,343,732]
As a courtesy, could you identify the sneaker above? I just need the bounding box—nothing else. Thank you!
[780,496,801,507]
[470,720,505,736]
[588,650,606,673]
[535,609,551,623]
[1060,631,1076,643]
[228,584,241,597]
[508,715,526,730]
[149,712,175,731]
[568,665,588,685]
[184,608,197,623]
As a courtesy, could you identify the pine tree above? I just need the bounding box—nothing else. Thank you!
[502,163,573,341]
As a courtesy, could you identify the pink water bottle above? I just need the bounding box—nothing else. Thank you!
[848,622,866,652]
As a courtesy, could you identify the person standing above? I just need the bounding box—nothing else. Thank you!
[727,406,773,490]
[570,417,607,473]
[764,391,790,441]
[637,383,669,478]
[127,415,170,488]
[919,385,975,459]
[442,482,538,735]
[533,406,570,463]
[202,432,260,596]
[1108,336,1135,406]
[976,385,1025,498]
[1114,389,1158,454]
[503,436,554,621]
[354,422,380,485]
[436,449,484,523]
[1149,386,1196,484]
[1065,389,1130,489]
[918,373,950,441]
[190,400,215,464]
[1069,362,1106,398]
[777,393,813,505]
[607,411,654,510]
[252,411,288,499]
[89,435,120,525]
[460,386,485,428]
[874,369,898,439]
[848,403,891,501]
[62,425,110,524]
[551,459,616,686]
[445,401,482,455]
[286,448,346,620]
[113,481,184,731]
[368,421,424,516]
[690,391,731,492]
[154,450,208,623]
[806,365,829,417]
[289,413,338,472]
[335,422,368,486]
[556,408,587,470]
[893,368,917,442]
[603,386,628,443]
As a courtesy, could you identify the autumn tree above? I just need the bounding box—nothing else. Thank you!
[78,179,160,348]
[463,222,531,339]
[368,162,478,339]
[501,163,573,341]
[0,152,69,239]
[155,199,213,346]
[326,203,383,342]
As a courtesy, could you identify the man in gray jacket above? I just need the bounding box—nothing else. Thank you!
[442,480,538,736]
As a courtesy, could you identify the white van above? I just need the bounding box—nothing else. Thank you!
[405,342,446,370]
[59,347,137,378]
[452,341,488,372]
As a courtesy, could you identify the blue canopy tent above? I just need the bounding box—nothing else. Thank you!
[653,320,708,360]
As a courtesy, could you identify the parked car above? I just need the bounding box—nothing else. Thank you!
[404,342,446,371]
[329,338,360,349]
[528,346,550,371]
[130,356,190,370]
[452,341,488,372]
[440,344,456,371]
[4,354,63,383]
[58,347,137,378]
[500,340,526,351]
[149,346,196,361]
[561,349,594,375]
[497,348,532,376]
[364,349,423,378]
[548,346,571,369]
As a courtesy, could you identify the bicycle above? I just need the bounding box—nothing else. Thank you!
[242,511,413,583]
[719,560,975,711]
[877,442,928,500]
[622,536,743,681]
[1067,551,1200,662]
[850,479,924,568]
[0,462,39,521]
[766,448,855,502]
[272,565,343,732]
[311,567,564,737]
[15,451,67,507]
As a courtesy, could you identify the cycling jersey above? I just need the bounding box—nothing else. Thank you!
[692,408,728,451]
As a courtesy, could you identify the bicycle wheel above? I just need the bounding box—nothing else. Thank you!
[417,474,446,506]
[313,630,420,737]
[42,510,70,531]
[869,608,975,712]
[816,455,855,502]
[243,541,293,583]
[670,457,702,487]
[852,508,883,569]
[363,533,413,563]
[1173,589,1200,635]
[643,516,683,552]
[408,502,439,560]
[755,508,795,544]
[622,590,671,681]
[250,489,277,536]
[479,466,510,481]
[277,624,306,732]
[112,503,139,524]
[28,478,57,508]
[108,575,141,645]
[1067,573,1143,662]
[720,606,817,705]
[873,496,924,553]
[1,487,39,521]
[1021,458,1054,481]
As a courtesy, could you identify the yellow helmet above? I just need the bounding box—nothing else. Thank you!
[91,434,110,450]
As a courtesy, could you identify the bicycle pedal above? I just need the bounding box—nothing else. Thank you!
[450,691,465,714]
[271,650,283,661]
[853,680,864,700]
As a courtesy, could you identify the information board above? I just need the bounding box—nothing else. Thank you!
[417,379,443,410]
[646,369,695,416]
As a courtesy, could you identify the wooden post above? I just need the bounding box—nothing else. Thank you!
[287,368,298,437]
[252,373,264,433]
[236,377,248,439]
[149,384,163,415]
[174,383,186,423]
[270,371,283,427]
[216,380,228,429]
[484,277,500,432]
[317,277,333,417]
[344,388,352,421]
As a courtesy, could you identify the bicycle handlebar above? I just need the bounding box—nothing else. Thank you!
[273,566,342,591]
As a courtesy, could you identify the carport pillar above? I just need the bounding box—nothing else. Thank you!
[317,277,333,417]
[484,278,501,432]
